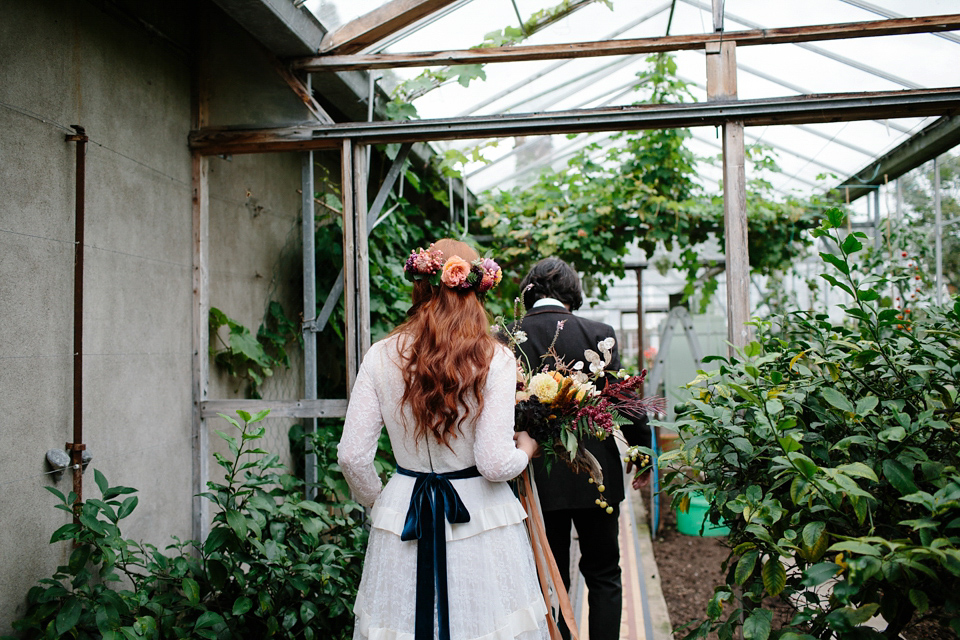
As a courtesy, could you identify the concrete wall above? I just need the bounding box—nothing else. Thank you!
[0,0,310,627]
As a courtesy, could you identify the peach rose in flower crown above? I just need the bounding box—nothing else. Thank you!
[440,256,472,288]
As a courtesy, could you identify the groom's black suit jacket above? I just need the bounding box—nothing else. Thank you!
[511,305,651,511]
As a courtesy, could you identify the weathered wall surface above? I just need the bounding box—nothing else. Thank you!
[0,0,309,627]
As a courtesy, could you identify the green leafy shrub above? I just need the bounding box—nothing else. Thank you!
[659,207,960,639]
[5,410,366,640]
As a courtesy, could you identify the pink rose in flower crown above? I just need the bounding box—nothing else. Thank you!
[478,258,502,292]
[440,256,472,288]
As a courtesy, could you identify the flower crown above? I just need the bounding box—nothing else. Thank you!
[404,244,503,294]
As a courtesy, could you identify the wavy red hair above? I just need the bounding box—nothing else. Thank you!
[392,239,498,445]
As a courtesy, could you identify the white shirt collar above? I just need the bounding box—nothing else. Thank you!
[533,297,566,309]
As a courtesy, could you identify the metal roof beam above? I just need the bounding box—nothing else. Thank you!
[189,86,960,155]
[831,115,960,201]
[292,13,960,72]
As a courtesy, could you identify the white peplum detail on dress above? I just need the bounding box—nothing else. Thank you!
[338,335,549,640]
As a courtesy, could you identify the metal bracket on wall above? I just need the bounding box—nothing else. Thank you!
[304,142,413,334]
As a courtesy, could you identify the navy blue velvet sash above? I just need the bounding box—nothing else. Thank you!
[396,465,481,640]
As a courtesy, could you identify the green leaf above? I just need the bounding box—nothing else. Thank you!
[50,523,82,543]
[788,453,819,480]
[826,208,846,228]
[742,608,773,640]
[840,233,862,254]
[195,611,223,630]
[854,396,878,414]
[225,510,248,538]
[821,387,854,413]
[801,562,842,587]
[94,468,109,496]
[250,408,271,423]
[233,596,253,616]
[882,459,918,496]
[820,252,850,275]
[45,485,67,503]
[117,496,138,520]
[762,557,786,597]
[909,589,930,613]
[56,596,82,635]
[835,462,878,483]
[183,577,200,605]
[728,383,762,406]
[300,601,318,624]
[735,550,759,585]
[828,541,881,557]
[801,522,828,561]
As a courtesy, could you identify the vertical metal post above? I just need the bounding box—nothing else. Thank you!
[448,177,455,228]
[366,73,377,177]
[462,176,469,236]
[636,266,645,395]
[711,0,724,31]
[873,188,881,251]
[65,125,88,521]
[302,150,317,498]
[934,157,943,306]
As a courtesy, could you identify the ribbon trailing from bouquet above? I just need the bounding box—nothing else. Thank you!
[396,465,481,640]
[519,467,581,640]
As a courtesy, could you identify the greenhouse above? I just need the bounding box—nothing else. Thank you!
[1,0,958,638]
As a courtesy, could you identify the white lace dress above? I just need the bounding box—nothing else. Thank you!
[338,334,549,640]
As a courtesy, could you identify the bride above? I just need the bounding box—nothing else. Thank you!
[338,238,549,640]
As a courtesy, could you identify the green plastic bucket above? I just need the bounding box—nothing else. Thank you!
[675,491,730,537]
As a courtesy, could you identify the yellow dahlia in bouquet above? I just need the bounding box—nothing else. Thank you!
[502,315,664,505]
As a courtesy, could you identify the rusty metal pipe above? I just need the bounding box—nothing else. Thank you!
[66,125,88,520]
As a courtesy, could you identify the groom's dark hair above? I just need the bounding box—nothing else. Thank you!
[520,257,583,311]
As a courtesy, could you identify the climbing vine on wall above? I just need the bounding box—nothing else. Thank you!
[209,302,299,399]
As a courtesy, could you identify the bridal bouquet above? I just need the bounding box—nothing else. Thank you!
[501,314,664,509]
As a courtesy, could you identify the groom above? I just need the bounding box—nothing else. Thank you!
[512,257,651,640]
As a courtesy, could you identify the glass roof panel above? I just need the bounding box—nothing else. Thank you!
[316,0,958,203]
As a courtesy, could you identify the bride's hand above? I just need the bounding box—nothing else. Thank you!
[514,431,539,460]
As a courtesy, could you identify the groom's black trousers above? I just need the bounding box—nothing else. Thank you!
[542,506,622,640]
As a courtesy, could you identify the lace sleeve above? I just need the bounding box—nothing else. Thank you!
[474,347,529,482]
[337,350,385,507]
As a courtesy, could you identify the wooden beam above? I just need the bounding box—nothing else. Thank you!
[341,139,359,394]
[319,0,464,55]
[706,38,750,353]
[200,399,348,419]
[189,87,960,155]
[293,13,960,71]
[353,145,372,363]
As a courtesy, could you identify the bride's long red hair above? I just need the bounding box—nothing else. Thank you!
[392,239,499,445]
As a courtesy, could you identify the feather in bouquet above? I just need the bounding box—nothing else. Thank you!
[500,310,665,509]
